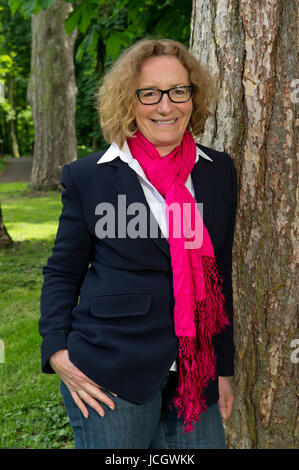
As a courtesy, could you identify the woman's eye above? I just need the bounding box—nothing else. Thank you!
[173,88,185,95]
[143,91,157,98]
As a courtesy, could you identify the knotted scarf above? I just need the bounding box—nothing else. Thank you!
[127,130,229,432]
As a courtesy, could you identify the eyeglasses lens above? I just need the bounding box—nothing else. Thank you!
[138,87,191,104]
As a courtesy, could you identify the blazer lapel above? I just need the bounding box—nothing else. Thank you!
[191,159,214,233]
[110,158,171,259]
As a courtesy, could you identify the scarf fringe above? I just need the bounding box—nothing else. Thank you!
[173,257,229,433]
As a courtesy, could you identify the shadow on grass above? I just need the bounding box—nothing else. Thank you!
[0,182,62,199]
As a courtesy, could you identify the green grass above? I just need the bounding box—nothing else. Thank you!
[0,183,74,448]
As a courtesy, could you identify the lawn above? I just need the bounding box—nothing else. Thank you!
[0,182,74,449]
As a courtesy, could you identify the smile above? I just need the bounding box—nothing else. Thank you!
[150,118,178,125]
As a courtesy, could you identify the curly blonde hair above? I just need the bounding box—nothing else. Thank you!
[95,38,215,148]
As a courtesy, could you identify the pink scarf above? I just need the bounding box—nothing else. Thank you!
[127,130,229,432]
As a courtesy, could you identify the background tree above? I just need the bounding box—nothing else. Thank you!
[27,0,78,190]
[0,203,13,248]
[190,0,298,448]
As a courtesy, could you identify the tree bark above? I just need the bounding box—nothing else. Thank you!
[190,0,298,449]
[0,203,13,248]
[27,0,77,190]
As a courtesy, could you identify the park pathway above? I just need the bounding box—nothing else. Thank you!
[0,157,33,183]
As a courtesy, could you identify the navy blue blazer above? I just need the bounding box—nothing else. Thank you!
[39,143,237,408]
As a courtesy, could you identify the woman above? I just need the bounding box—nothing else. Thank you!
[39,38,237,449]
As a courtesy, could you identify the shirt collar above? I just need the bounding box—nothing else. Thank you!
[97,140,213,165]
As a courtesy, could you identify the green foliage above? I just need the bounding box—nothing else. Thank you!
[0,0,32,155]
[74,50,105,150]
[65,0,93,35]
[8,0,55,16]
[16,105,35,154]
[68,0,191,61]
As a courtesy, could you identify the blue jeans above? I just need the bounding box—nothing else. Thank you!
[60,372,226,449]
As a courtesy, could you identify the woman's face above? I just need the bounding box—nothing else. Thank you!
[135,55,193,156]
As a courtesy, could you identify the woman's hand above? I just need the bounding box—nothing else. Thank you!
[218,376,234,422]
[49,349,116,418]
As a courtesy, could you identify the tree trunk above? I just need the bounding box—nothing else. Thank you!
[0,203,13,248]
[27,0,77,190]
[7,75,20,158]
[190,0,298,449]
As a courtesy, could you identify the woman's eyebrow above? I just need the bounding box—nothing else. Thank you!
[138,83,189,89]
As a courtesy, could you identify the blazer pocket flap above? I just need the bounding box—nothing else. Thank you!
[90,291,151,318]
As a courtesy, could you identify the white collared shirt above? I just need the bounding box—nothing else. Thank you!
[97,141,213,238]
[97,140,213,372]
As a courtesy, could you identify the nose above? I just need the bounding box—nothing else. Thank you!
[156,92,174,114]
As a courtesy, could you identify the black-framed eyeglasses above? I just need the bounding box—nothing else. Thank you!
[136,86,194,105]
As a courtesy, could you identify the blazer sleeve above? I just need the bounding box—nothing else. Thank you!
[215,154,238,376]
[39,164,93,373]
